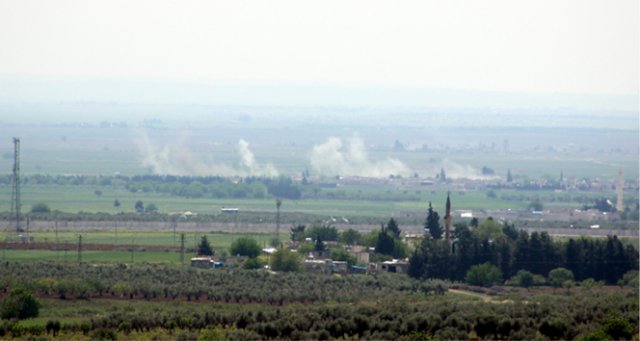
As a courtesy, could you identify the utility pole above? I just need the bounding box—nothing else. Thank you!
[77,235,82,263]
[180,233,185,266]
[130,235,135,263]
[10,138,22,233]
[276,198,282,241]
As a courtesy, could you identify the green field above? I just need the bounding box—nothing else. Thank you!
[0,249,182,264]
[3,184,629,219]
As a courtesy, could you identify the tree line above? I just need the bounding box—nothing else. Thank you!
[409,208,638,284]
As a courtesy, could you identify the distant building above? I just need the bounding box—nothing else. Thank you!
[190,257,214,269]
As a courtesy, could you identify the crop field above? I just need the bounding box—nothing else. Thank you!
[0,183,633,219]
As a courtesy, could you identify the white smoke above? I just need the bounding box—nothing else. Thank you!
[237,139,279,177]
[440,159,498,180]
[134,130,278,177]
[310,136,411,178]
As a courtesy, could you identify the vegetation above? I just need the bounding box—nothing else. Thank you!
[270,248,301,272]
[0,261,636,340]
[229,237,261,258]
[465,262,503,287]
[0,287,40,320]
[409,222,638,285]
[197,236,214,256]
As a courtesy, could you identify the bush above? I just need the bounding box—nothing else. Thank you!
[0,287,41,320]
[30,202,51,213]
[465,262,502,287]
[548,267,574,288]
[270,248,301,272]
[243,258,265,270]
[230,237,261,258]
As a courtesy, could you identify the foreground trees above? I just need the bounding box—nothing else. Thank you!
[409,220,638,284]
[0,288,40,320]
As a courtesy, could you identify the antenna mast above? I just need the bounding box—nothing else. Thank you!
[616,168,624,212]
[10,138,22,233]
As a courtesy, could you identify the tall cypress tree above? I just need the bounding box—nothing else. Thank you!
[424,202,442,240]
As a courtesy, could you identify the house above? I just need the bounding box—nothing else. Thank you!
[331,261,349,274]
[381,259,409,273]
[304,259,331,274]
[190,257,214,269]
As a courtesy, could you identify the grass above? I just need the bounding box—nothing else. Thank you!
[3,183,630,220]
[0,249,184,264]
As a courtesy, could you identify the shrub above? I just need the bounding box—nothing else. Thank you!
[230,238,261,258]
[0,287,41,320]
[465,262,503,287]
[270,248,301,272]
[548,267,574,288]
[30,202,51,213]
[243,258,265,270]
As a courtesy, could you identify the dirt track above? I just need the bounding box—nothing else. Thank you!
[2,220,637,237]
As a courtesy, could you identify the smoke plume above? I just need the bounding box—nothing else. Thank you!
[134,130,278,177]
[309,136,411,178]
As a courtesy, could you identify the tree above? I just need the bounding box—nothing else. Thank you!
[548,267,574,289]
[375,225,395,256]
[134,200,144,213]
[314,236,325,252]
[0,287,41,319]
[439,168,447,182]
[465,262,503,287]
[243,257,265,270]
[528,199,543,211]
[31,202,51,213]
[510,270,535,289]
[290,225,306,242]
[474,219,503,240]
[113,199,121,208]
[306,224,338,241]
[197,236,214,256]
[46,320,61,337]
[340,228,362,245]
[270,247,301,272]
[425,202,442,239]
[145,203,158,213]
[230,237,261,258]
[386,218,401,239]
[506,168,513,182]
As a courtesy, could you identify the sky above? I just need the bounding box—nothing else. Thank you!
[0,0,638,108]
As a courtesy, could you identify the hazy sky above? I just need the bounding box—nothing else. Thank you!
[0,0,638,96]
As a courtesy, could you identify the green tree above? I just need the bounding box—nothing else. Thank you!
[197,236,214,256]
[465,262,503,287]
[243,257,265,270]
[290,224,306,242]
[528,199,543,211]
[0,287,41,319]
[230,237,261,258]
[270,247,301,272]
[314,236,325,252]
[145,203,158,213]
[386,218,401,238]
[548,267,574,288]
[330,248,357,266]
[340,228,362,245]
[30,202,51,213]
[424,202,442,239]
[376,225,395,256]
[45,320,61,337]
[474,218,503,240]
[134,200,144,213]
[510,270,534,289]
